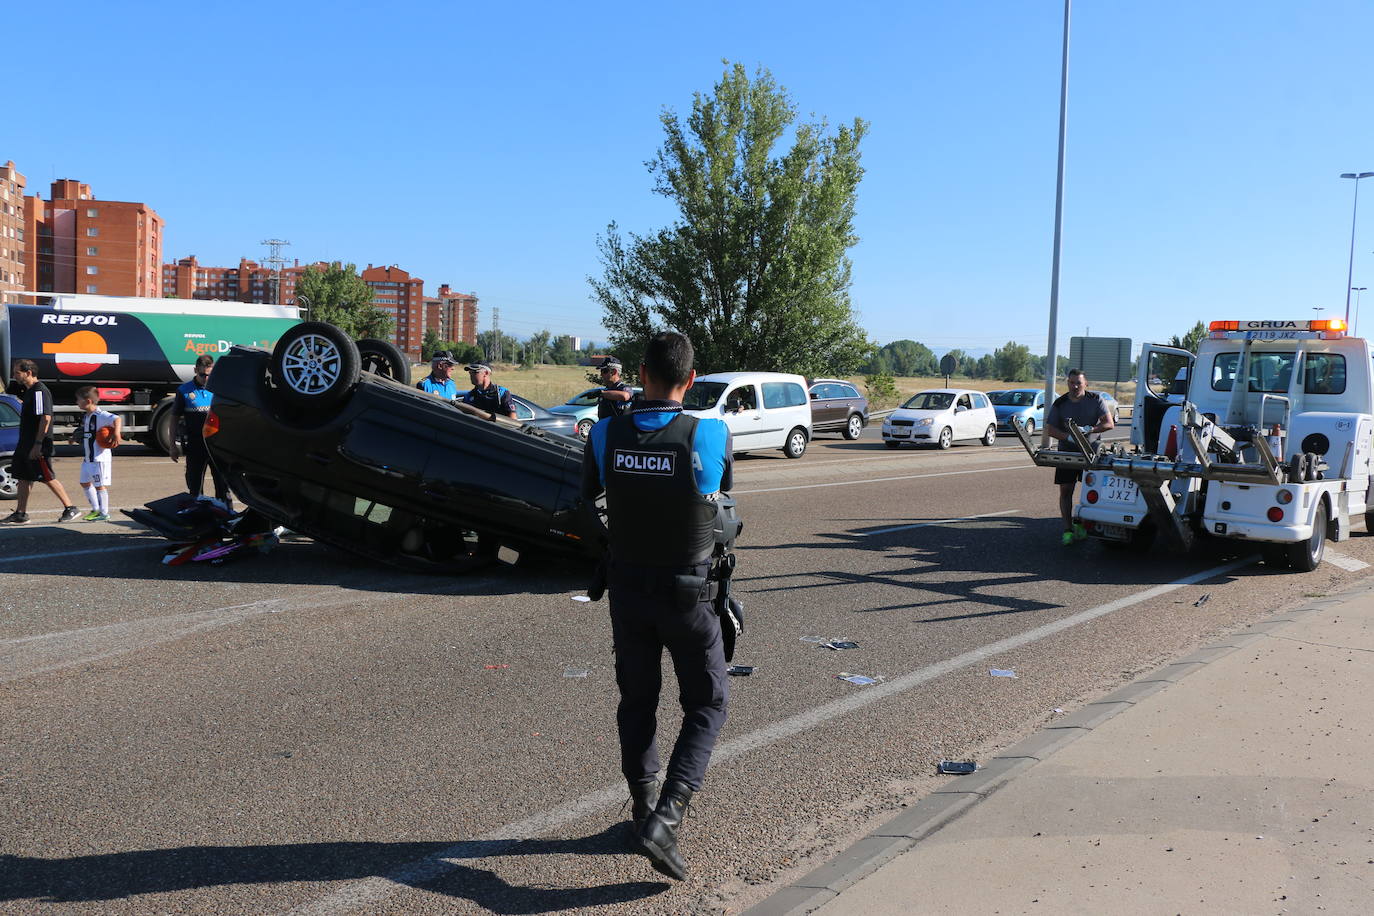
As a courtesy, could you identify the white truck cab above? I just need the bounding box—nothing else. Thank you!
[1016,318,1373,571]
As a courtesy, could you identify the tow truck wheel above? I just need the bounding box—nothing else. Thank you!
[1286,501,1327,572]
[270,322,360,410]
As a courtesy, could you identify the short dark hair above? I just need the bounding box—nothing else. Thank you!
[76,386,98,401]
[643,331,694,387]
[13,358,37,375]
[195,354,215,371]
[1066,367,1084,379]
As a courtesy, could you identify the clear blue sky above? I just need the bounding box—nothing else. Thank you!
[12,0,1373,360]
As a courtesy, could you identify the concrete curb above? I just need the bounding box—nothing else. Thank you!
[740,575,1374,916]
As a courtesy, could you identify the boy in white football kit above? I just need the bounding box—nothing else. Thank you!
[75,387,122,521]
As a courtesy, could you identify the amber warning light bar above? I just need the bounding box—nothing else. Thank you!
[1209,319,1346,332]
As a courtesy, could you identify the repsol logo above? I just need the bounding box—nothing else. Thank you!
[40,314,119,326]
[613,449,676,475]
[184,339,231,355]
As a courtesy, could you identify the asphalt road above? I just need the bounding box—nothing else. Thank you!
[3,428,1370,914]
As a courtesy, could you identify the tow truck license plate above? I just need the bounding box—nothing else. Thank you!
[1102,475,1138,502]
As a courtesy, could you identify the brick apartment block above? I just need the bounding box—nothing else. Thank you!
[25,178,163,297]
[0,161,25,294]
[423,283,479,346]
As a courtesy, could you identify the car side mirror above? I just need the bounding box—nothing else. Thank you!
[955,405,967,412]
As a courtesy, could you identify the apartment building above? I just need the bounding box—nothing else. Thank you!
[423,283,479,345]
[0,161,25,294]
[162,254,310,304]
[360,264,425,355]
[25,179,163,296]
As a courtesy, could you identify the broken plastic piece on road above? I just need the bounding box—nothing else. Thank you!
[484,664,509,670]
[570,595,592,602]
[563,667,590,678]
[1194,593,1210,607]
[990,668,1018,678]
[727,665,755,676]
[937,760,978,775]
[836,672,878,686]
[824,640,860,650]
[800,635,827,644]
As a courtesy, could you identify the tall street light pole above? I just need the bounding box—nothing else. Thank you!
[1340,172,1374,325]
[1041,0,1071,445]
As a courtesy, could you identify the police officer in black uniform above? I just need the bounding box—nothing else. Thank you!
[582,331,735,881]
[595,356,635,420]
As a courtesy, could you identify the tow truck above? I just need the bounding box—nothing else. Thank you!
[1015,318,1373,571]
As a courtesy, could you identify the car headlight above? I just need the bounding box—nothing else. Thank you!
[915,417,933,428]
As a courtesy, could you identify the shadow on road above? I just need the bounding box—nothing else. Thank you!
[0,827,667,910]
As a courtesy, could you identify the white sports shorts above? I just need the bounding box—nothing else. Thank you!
[80,455,113,487]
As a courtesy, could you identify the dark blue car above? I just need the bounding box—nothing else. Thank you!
[1,393,21,499]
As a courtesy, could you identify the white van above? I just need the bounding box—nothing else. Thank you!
[682,371,813,458]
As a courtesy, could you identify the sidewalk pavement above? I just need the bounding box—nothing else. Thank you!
[746,583,1374,915]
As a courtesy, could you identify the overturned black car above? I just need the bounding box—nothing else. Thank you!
[202,322,604,571]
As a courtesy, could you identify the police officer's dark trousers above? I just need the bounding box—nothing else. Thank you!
[183,434,228,502]
[608,560,728,792]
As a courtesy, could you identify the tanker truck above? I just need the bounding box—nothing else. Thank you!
[1,291,302,453]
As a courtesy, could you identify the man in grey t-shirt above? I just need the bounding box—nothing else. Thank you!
[1044,368,1113,545]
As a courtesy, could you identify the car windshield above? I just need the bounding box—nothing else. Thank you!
[682,381,728,411]
[565,389,601,406]
[990,390,1036,407]
[903,392,954,411]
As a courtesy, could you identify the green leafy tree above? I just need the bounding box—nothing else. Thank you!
[421,328,443,361]
[550,336,580,365]
[591,61,874,376]
[477,330,521,364]
[994,341,1033,381]
[972,354,996,379]
[864,373,899,409]
[294,262,392,340]
[1169,321,1207,354]
[521,330,552,369]
[864,340,937,377]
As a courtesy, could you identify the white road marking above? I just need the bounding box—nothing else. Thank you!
[735,464,1037,495]
[1323,548,1370,571]
[865,509,1020,536]
[0,542,151,566]
[284,555,1256,916]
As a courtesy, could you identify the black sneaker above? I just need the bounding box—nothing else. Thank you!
[1,511,30,524]
[58,506,82,523]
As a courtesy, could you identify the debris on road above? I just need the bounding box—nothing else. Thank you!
[824,640,860,650]
[836,672,879,686]
[1194,593,1211,607]
[570,595,592,602]
[484,664,509,670]
[990,668,1018,678]
[563,667,590,678]
[936,759,978,775]
[727,665,755,676]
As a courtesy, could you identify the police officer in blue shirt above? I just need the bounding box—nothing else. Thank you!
[582,330,734,880]
[416,351,459,399]
[168,354,230,504]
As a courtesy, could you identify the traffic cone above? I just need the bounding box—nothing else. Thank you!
[1163,424,1179,459]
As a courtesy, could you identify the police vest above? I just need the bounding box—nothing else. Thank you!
[597,382,634,420]
[465,384,509,414]
[603,413,718,566]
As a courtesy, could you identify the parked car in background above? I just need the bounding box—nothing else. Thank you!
[682,371,812,458]
[546,386,643,438]
[882,388,997,449]
[808,379,869,440]
[0,393,20,499]
[509,394,579,438]
[1092,390,1121,423]
[988,388,1045,436]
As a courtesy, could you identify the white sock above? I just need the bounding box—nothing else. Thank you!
[98,489,109,514]
[83,483,99,512]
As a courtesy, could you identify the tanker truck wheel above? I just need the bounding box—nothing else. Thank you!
[357,338,410,383]
[270,322,360,410]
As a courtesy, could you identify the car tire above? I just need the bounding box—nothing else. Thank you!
[0,462,15,499]
[843,414,864,440]
[1286,500,1327,572]
[884,440,901,449]
[576,417,595,439]
[1024,419,1036,437]
[937,426,953,450]
[356,338,410,382]
[783,427,808,459]
[270,322,360,410]
[981,424,996,446]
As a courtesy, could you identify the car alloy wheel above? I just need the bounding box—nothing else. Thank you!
[844,414,864,440]
[577,417,594,438]
[271,322,361,409]
[937,426,953,449]
[1024,418,1036,437]
[982,424,996,446]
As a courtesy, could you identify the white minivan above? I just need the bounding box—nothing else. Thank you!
[682,371,813,458]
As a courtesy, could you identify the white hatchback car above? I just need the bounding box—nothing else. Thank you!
[882,388,998,449]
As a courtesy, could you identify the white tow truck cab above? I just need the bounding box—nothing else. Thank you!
[1015,318,1372,571]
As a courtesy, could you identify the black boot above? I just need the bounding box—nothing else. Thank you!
[637,780,692,880]
[628,777,659,832]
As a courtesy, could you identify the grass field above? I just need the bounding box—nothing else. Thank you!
[409,362,1138,412]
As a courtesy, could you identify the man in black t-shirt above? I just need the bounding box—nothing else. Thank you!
[1044,368,1113,545]
[3,359,80,524]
